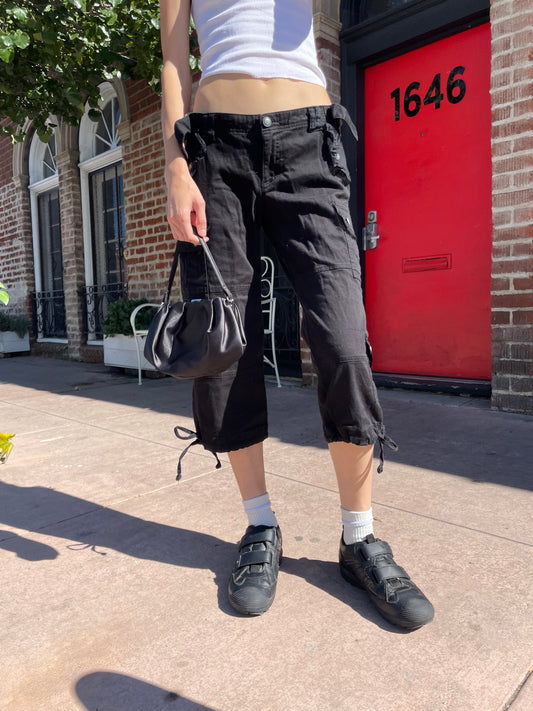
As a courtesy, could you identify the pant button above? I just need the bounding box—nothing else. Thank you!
[262,116,272,127]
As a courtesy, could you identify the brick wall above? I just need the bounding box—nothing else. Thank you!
[0,134,34,321]
[490,0,533,413]
[121,80,175,302]
[55,149,86,358]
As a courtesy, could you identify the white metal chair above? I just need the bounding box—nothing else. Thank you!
[261,256,281,387]
[130,303,160,385]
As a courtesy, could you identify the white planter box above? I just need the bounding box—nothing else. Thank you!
[103,334,156,371]
[0,331,30,354]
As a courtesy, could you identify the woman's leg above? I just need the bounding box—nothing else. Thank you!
[329,441,373,511]
[228,443,267,500]
[227,442,282,617]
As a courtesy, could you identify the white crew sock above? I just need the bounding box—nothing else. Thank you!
[243,493,278,528]
[341,506,374,544]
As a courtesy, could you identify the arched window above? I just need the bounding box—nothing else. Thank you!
[28,127,66,339]
[79,82,127,340]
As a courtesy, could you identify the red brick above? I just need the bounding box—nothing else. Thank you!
[492,117,533,138]
[491,35,512,54]
[493,188,532,207]
[492,139,513,157]
[492,242,512,258]
[492,14,530,35]
[491,374,511,391]
[491,70,512,89]
[513,66,533,83]
[510,343,533,359]
[498,358,533,375]
[492,293,533,308]
[493,225,533,241]
[512,0,533,14]
[493,174,511,190]
[493,153,533,173]
[513,169,533,186]
[492,210,513,226]
[512,29,533,49]
[493,257,533,274]
[513,276,533,291]
[491,276,511,291]
[515,98,533,116]
[513,310,533,325]
[491,311,511,324]
[512,242,533,257]
[492,325,533,342]
[511,377,533,393]
[515,207,533,223]
[492,392,533,413]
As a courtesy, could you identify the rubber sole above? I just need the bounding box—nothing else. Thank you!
[339,562,433,631]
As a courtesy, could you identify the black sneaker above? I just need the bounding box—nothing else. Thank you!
[339,534,434,630]
[228,525,282,616]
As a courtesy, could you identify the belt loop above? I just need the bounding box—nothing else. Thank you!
[328,104,359,142]
[307,106,322,133]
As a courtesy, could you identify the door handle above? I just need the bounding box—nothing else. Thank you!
[362,210,380,251]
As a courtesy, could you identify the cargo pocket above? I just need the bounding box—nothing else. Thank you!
[332,202,361,278]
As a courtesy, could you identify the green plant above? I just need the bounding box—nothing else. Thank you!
[0,3,201,142]
[103,298,157,337]
[0,311,29,337]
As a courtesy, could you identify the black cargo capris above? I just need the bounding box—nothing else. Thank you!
[174,104,396,471]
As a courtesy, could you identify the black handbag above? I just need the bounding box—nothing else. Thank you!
[144,237,247,378]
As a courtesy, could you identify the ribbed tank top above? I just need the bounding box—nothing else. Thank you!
[191,0,327,88]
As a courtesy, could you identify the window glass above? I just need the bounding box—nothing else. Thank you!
[94,97,121,155]
[42,133,57,179]
[89,162,126,287]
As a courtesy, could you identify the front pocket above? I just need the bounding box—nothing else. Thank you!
[332,202,361,278]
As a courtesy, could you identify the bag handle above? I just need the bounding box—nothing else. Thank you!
[164,236,234,304]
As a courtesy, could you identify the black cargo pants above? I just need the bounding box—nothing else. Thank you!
[174,104,396,470]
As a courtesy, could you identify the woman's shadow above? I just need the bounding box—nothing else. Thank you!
[0,479,398,629]
[75,671,217,710]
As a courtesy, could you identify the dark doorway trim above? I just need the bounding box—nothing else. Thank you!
[341,0,490,67]
[340,0,491,397]
[340,0,490,249]
[373,372,491,398]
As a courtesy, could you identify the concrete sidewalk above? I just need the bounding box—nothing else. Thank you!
[1,356,532,711]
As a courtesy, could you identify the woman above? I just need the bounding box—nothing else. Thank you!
[160,0,434,629]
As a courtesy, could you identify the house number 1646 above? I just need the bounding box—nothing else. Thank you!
[390,66,466,121]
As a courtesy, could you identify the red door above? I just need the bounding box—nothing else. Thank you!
[364,24,492,379]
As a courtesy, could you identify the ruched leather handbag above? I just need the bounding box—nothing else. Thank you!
[144,237,246,379]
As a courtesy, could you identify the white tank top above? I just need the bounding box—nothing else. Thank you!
[191,0,327,88]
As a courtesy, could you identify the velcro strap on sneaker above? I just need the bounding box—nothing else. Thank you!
[237,550,272,568]
[372,564,408,583]
[240,528,277,547]
[360,540,392,560]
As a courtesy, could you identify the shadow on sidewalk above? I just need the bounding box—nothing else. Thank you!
[0,480,398,630]
[75,671,217,710]
[3,357,531,490]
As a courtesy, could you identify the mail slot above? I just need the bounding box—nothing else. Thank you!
[402,254,452,273]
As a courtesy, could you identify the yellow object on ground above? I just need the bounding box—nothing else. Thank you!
[0,432,15,463]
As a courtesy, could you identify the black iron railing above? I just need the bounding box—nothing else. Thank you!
[80,282,128,339]
[31,290,67,338]
[261,281,302,378]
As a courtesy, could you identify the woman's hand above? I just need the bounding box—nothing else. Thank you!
[165,159,208,244]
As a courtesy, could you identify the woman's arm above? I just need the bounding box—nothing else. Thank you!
[160,0,207,243]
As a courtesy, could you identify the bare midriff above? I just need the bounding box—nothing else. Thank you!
[193,73,331,114]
